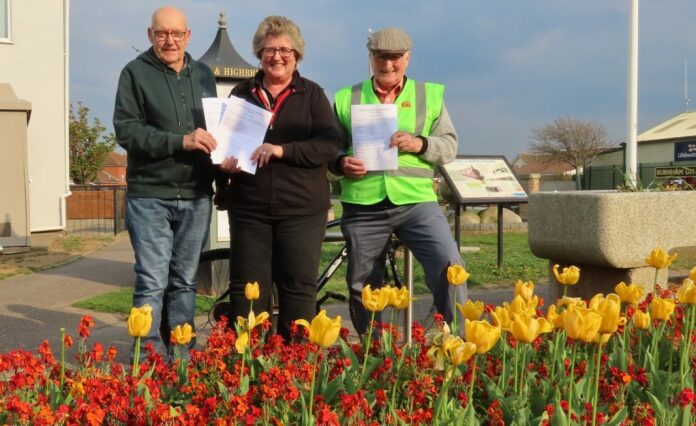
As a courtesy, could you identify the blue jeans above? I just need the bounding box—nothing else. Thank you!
[341,201,467,335]
[126,197,211,359]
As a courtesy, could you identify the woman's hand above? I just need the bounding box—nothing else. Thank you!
[220,156,242,174]
[251,143,283,168]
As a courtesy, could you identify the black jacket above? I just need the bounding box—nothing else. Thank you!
[114,48,217,199]
[222,71,341,215]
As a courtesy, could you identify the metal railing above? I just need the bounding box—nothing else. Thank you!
[66,185,127,235]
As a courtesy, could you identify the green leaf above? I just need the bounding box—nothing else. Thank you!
[605,406,628,426]
[238,374,249,395]
[646,391,666,421]
[678,402,693,426]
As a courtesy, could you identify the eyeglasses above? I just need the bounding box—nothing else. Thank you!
[373,52,406,62]
[260,47,295,58]
[152,30,187,42]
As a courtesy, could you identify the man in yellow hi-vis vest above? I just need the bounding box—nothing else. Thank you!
[331,27,467,335]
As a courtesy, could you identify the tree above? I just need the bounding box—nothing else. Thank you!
[69,102,117,184]
[529,117,614,189]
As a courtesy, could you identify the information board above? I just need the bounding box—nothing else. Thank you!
[438,155,528,204]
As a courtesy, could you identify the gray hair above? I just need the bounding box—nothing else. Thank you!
[252,16,305,61]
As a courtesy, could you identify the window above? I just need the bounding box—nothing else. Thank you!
[0,0,10,43]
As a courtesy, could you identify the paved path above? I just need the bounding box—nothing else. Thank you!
[0,234,544,364]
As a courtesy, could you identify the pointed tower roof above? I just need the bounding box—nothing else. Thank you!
[199,12,257,80]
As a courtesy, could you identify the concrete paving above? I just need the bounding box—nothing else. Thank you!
[0,233,543,364]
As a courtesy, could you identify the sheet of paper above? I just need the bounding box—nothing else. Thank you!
[202,97,228,131]
[351,104,398,171]
[208,96,273,174]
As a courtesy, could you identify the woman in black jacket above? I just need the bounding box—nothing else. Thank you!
[218,15,341,340]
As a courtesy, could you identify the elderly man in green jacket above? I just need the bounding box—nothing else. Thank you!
[113,6,217,360]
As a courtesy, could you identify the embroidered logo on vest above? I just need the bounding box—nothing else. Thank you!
[401,101,412,108]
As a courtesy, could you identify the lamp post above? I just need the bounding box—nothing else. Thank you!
[625,0,639,188]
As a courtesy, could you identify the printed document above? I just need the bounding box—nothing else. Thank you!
[351,104,398,171]
[203,96,273,174]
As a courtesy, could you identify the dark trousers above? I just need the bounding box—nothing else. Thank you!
[227,210,327,340]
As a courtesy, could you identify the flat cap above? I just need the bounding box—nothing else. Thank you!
[367,27,412,53]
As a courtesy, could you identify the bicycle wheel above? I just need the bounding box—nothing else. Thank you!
[196,248,231,323]
[196,248,230,299]
[197,248,280,327]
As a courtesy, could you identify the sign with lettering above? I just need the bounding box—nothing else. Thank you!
[674,141,696,162]
[213,66,257,79]
[655,166,696,178]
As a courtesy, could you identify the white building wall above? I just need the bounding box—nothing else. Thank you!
[0,0,69,231]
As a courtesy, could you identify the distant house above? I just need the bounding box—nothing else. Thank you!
[510,153,577,192]
[95,151,127,186]
[586,112,696,188]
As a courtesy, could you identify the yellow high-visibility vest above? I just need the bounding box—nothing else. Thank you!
[335,78,444,205]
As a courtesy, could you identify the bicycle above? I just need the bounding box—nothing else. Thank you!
[195,218,436,329]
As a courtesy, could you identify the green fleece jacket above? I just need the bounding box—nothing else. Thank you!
[113,48,217,199]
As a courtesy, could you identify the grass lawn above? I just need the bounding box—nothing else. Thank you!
[73,287,214,316]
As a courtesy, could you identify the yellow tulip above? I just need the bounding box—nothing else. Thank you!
[589,293,624,334]
[127,304,153,338]
[389,286,413,310]
[295,309,342,348]
[546,305,562,329]
[632,309,651,330]
[650,296,676,321]
[449,341,477,367]
[510,313,544,343]
[689,266,696,282]
[427,332,460,370]
[508,294,538,317]
[362,285,389,312]
[562,306,601,343]
[456,300,484,321]
[557,296,585,308]
[464,319,501,354]
[447,264,470,286]
[614,282,643,305]
[235,310,270,354]
[490,306,513,330]
[514,280,535,303]
[553,264,580,286]
[170,323,195,345]
[678,278,696,305]
[644,247,677,269]
[244,282,260,301]
[538,317,554,334]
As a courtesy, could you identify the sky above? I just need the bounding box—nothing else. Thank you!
[71,0,696,161]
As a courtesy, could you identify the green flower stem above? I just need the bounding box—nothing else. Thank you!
[239,347,247,392]
[652,268,658,296]
[497,332,508,390]
[307,350,319,425]
[390,342,407,407]
[513,341,519,395]
[567,343,578,420]
[468,356,478,408]
[651,321,666,370]
[434,369,452,422]
[360,311,377,385]
[591,339,604,426]
[451,289,458,336]
[132,336,141,378]
[60,328,66,388]
[682,305,696,389]
[518,343,528,398]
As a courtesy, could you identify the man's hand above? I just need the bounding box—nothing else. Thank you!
[341,156,367,178]
[389,131,423,153]
[183,128,217,154]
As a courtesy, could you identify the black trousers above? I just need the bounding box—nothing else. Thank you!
[227,210,327,340]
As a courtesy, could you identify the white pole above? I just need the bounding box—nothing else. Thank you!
[625,0,639,187]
